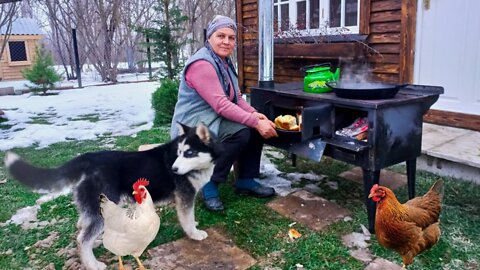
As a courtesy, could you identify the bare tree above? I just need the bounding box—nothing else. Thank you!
[0,2,20,63]
[119,0,157,71]
[73,0,154,82]
[178,0,236,59]
[179,0,214,55]
[95,0,121,82]
[28,0,82,80]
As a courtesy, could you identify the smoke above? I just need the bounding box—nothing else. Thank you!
[339,59,373,83]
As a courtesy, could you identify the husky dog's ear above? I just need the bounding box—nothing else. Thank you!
[176,122,191,136]
[196,123,210,144]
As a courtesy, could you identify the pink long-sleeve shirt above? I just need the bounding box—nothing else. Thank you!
[185,60,259,128]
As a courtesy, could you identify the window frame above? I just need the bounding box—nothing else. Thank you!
[7,40,30,65]
[274,0,360,37]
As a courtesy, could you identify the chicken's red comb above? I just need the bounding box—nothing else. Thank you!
[370,184,379,194]
[133,178,150,190]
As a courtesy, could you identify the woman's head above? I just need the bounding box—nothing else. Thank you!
[207,15,237,59]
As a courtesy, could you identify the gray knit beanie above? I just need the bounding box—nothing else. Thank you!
[206,15,237,39]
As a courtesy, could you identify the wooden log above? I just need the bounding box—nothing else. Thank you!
[424,109,480,131]
[367,33,401,43]
[370,10,401,23]
[371,0,402,12]
[368,53,400,64]
[242,3,257,12]
[371,63,399,74]
[369,43,400,54]
[370,22,401,33]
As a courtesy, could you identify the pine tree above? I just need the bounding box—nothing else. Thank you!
[135,0,188,80]
[22,44,62,95]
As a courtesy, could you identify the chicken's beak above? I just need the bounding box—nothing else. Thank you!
[368,193,374,198]
[132,191,137,195]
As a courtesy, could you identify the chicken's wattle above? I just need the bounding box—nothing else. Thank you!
[134,190,145,204]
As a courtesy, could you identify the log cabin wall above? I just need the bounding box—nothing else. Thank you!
[236,0,416,92]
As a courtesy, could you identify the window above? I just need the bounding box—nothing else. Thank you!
[8,41,28,62]
[273,0,359,36]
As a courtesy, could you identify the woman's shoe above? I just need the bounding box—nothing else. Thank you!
[235,185,275,198]
[202,180,224,211]
[203,197,224,211]
[235,178,275,198]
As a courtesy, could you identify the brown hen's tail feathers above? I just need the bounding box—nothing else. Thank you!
[429,180,444,199]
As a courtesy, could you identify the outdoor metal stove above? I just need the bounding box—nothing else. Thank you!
[251,82,444,232]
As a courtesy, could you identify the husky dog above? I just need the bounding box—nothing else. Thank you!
[4,123,221,270]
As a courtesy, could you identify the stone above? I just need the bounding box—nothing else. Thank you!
[364,258,403,270]
[145,228,256,270]
[339,167,407,190]
[0,87,14,96]
[267,190,351,231]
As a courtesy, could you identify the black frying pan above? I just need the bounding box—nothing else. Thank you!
[327,82,407,100]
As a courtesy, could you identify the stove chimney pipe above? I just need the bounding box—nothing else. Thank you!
[258,0,274,88]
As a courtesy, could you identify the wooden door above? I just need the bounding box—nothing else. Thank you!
[414,0,480,115]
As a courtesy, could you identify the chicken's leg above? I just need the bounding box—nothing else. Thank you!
[134,256,146,270]
[117,256,126,270]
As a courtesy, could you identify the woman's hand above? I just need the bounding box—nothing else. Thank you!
[252,112,268,120]
[255,118,278,139]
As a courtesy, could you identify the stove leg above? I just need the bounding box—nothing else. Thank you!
[406,158,416,199]
[362,169,380,234]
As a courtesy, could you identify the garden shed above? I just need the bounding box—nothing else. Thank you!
[235,0,480,131]
[0,18,44,81]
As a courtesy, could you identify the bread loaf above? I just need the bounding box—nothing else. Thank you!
[274,115,300,131]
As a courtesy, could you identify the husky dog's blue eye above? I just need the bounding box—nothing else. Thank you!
[184,149,197,157]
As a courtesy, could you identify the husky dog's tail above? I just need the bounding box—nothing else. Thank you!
[4,151,83,192]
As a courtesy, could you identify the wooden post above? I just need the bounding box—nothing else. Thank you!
[72,28,82,88]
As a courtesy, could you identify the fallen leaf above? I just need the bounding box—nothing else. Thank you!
[234,220,241,224]
[288,228,302,240]
[0,179,7,184]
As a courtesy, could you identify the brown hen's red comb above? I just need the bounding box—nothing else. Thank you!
[133,178,150,190]
[370,184,379,194]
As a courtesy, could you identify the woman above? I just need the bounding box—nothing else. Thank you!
[170,15,277,211]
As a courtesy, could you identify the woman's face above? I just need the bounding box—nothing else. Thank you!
[208,27,236,59]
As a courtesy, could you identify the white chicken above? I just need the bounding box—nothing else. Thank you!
[100,178,160,270]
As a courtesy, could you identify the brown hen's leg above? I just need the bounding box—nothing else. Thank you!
[134,256,146,270]
[118,256,125,270]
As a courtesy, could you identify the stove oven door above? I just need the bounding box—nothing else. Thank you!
[301,103,332,141]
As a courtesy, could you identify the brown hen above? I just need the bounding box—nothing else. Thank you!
[368,180,444,268]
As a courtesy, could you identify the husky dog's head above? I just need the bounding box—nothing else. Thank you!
[172,123,221,175]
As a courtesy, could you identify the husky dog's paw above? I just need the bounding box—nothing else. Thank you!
[84,260,107,270]
[189,229,208,241]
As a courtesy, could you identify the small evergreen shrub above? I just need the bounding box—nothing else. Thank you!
[22,45,62,95]
[152,78,179,126]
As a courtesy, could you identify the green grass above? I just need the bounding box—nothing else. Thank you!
[0,117,13,130]
[0,127,479,269]
[67,113,101,122]
[27,116,52,125]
